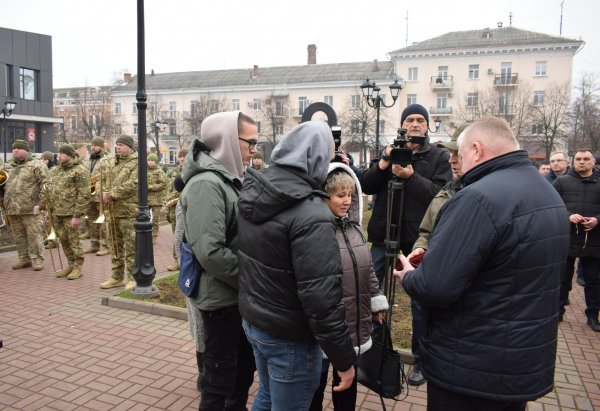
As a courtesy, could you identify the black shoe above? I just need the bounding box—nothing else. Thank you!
[565,298,570,306]
[559,313,564,322]
[407,362,426,386]
[196,351,204,392]
[587,317,600,332]
[576,276,586,286]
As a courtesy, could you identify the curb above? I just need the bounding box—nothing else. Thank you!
[101,295,188,320]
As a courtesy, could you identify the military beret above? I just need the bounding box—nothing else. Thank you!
[91,137,105,147]
[116,135,135,149]
[147,153,158,162]
[12,139,29,151]
[58,144,76,158]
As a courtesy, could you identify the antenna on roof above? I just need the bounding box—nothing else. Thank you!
[560,1,564,35]
[509,12,513,26]
[405,10,409,47]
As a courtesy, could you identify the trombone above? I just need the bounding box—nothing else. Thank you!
[44,206,64,273]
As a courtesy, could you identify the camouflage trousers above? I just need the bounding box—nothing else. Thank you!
[86,202,108,248]
[8,214,44,261]
[150,205,161,241]
[55,216,84,267]
[167,207,177,260]
[108,216,135,281]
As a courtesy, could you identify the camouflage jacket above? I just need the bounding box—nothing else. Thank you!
[45,157,91,218]
[108,152,139,218]
[85,151,112,203]
[2,154,49,215]
[148,164,167,206]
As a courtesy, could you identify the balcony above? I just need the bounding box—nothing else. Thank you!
[493,73,518,87]
[430,75,454,89]
[430,107,453,116]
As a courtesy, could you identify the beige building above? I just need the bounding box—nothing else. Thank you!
[58,26,584,163]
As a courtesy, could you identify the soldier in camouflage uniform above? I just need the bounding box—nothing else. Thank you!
[161,148,187,271]
[147,153,166,244]
[1,139,49,271]
[44,144,91,279]
[100,135,138,290]
[84,137,112,256]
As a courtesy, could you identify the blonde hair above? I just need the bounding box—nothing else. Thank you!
[461,116,519,155]
[324,169,355,194]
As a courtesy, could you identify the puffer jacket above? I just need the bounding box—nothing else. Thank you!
[107,152,138,218]
[328,163,388,354]
[237,165,356,372]
[180,139,241,311]
[402,150,570,401]
[2,154,48,215]
[45,157,90,217]
[359,141,451,253]
[553,168,600,257]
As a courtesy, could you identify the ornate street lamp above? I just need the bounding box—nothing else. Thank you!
[2,98,17,163]
[361,78,404,156]
[131,0,158,297]
[429,118,442,134]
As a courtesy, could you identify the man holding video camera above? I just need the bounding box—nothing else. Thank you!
[359,103,452,386]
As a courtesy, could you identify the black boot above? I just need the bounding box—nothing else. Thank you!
[196,351,203,391]
[587,317,600,332]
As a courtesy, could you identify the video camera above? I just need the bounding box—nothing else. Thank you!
[388,128,426,167]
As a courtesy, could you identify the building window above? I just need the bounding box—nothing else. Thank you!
[275,100,284,116]
[324,96,333,106]
[351,95,361,108]
[191,100,199,114]
[256,121,261,133]
[535,61,547,76]
[168,101,177,118]
[169,147,177,164]
[467,92,478,107]
[437,94,448,109]
[298,97,308,116]
[468,64,479,79]
[350,120,360,134]
[132,103,138,114]
[378,120,385,135]
[5,64,13,96]
[408,67,418,81]
[114,124,122,134]
[407,94,417,106]
[19,68,37,100]
[169,123,176,135]
[133,123,138,134]
[114,103,121,114]
[532,124,543,135]
[70,115,77,130]
[252,99,261,111]
[438,66,449,80]
[149,102,157,114]
[275,122,284,135]
[533,91,545,106]
[232,99,240,111]
[209,100,219,114]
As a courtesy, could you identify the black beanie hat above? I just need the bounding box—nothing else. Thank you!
[401,104,430,127]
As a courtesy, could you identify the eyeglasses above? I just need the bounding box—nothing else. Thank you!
[239,137,258,148]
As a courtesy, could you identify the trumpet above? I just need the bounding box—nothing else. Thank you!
[0,170,8,186]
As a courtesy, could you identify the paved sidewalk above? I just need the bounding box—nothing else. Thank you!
[1,224,598,410]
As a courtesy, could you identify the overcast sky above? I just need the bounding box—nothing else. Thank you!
[1,0,598,88]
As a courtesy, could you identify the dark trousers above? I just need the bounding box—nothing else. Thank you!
[558,256,576,317]
[308,359,357,411]
[427,382,526,411]
[559,257,600,319]
[199,306,256,411]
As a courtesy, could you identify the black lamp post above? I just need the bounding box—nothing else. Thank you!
[360,78,403,156]
[131,0,158,297]
[2,98,17,163]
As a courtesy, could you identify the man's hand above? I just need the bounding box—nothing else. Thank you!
[407,248,425,261]
[392,164,414,179]
[393,254,414,282]
[333,366,356,392]
[372,310,386,324]
[378,145,393,171]
[102,193,111,205]
[70,217,81,229]
[583,216,598,231]
[569,213,585,224]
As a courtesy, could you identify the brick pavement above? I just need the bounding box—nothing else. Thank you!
[0,224,598,410]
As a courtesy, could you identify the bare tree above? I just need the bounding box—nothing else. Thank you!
[528,82,571,160]
[78,87,113,141]
[110,68,132,86]
[260,95,290,146]
[571,73,600,154]
[339,95,381,163]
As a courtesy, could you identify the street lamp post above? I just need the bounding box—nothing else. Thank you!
[360,78,403,156]
[131,0,158,297]
[429,118,443,134]
[2,99,17,163]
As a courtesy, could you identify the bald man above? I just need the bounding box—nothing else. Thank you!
[395,116,569,410]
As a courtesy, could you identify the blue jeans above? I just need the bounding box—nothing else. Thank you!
[242,320,322,411]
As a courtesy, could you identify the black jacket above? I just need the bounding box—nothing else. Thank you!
[402,151,570,402]
[359,142,452,253]
[553,168,600,257]
[237,166,356,372]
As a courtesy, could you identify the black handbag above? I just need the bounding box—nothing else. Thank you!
[357,321,404,402]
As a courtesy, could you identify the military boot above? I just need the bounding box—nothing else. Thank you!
[96,247,110,256]
[125,278,136,290]
[167,261,180,271]
[67,265,82,280]
[32,258,44,271]
[12,259,32,269]
[56,265,73,278]
[84,245,100,254]
[100,278,126,289]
